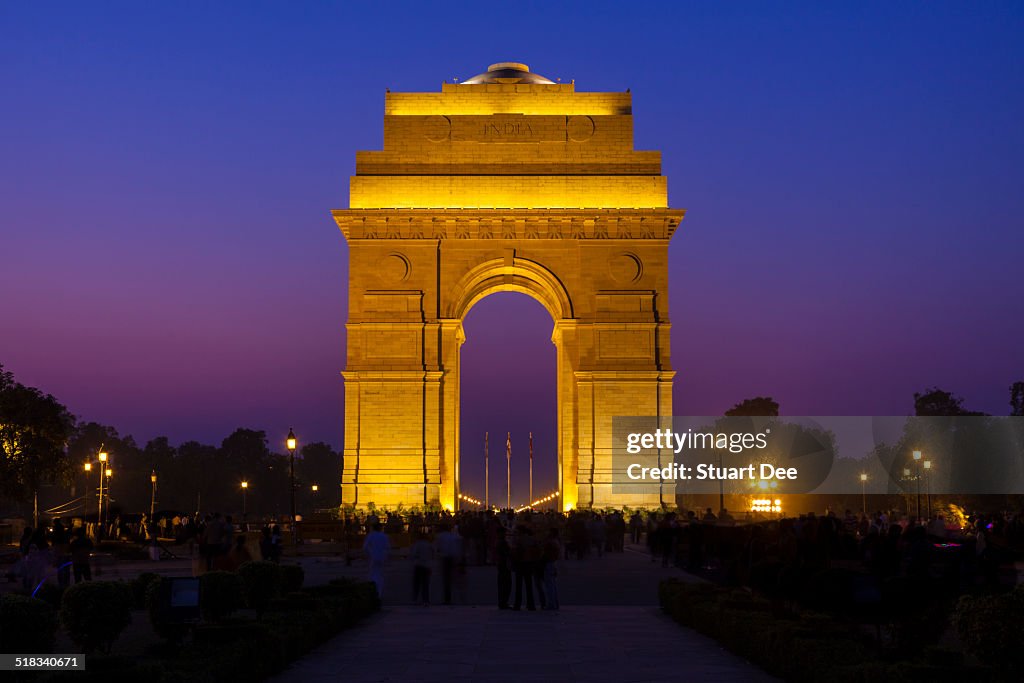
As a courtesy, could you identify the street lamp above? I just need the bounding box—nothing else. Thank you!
[98,451,108,532]
[902,468,912,517]
[150,471,158,518]
[912,450,923,521]
[859,473,868,515]
[311,484,319,512]
[241,481,248,521]
[105,467,113,528]
[923,460,932,519]
[286,428,297,547]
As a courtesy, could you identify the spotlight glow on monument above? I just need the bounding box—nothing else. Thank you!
[335,63,684,511]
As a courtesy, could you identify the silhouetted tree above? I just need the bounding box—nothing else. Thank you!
[0,364,76,505]
[220,429,270,465]
[725,396,780,417]
[298,441,340,511]
[913,387,987,416]
[1010,381,1024,417]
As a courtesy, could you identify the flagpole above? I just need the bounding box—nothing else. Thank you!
[529,431,533,508]
[484,432,489,510]
[506,432,511,510]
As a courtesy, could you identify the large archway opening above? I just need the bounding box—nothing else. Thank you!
[459,292,557,509]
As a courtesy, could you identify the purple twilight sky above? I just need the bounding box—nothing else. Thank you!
[2,2,1022,501]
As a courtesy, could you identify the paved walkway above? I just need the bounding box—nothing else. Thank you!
[272,605,775,683]
[271,547,776,683]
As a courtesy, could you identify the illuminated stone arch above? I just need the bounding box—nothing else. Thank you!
[447,256,574,321]
[334,63,684,510]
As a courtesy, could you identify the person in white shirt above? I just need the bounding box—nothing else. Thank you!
[362,522,390,599]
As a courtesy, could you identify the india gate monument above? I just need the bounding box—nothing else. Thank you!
[333,62,684,511]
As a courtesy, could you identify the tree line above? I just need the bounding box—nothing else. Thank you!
[0,364,340,519]
[1,362,1021,519]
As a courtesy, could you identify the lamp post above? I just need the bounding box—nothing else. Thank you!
[150,470,158,518]
[241,481,248,521]
[912,450,923,521]
[902,468,912,517]
[105,467,113,530]
[859,473,868,515]
[287,428,297,548]
[97,450,108,533]
[311,484,319,512]
[923,460,932,519]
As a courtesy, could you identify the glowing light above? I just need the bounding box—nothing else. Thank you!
[751,498,781,513]
[459,493,482,506]
[106,468,113,478]
[151,472,158,483]
[286,428,297,452]
[923,461,932,470]
[349,176,668,210]
[515,491,560,513]
[860,473,868,482]
[241,481,248,489]
[384,91,628,117]
[84,463,92,472]
[912,450,922,461]
[311,484,319,492]
[99,452,108,462]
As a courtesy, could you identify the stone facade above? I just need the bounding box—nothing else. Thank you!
[335,64,684,510]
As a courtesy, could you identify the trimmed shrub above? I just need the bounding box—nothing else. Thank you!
[60,580,133,653]
[280,563,305,593]
[881,575,951,655]
[70,577,382,683]
[33,582,66,610]
[953,586,1024,672]
[0,594,58,653]
[200,571,244,622]
[238,561,282,617]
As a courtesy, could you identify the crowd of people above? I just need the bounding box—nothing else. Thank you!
[14,520,95,590]
[356,509,632,609]
[9,503,1023,606]
[642,506,1024,592]
[8,512,292,589]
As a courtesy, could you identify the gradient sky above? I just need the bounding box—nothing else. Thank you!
[3,2,1022,502]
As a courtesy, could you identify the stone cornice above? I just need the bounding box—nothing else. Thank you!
[332,208,685,241]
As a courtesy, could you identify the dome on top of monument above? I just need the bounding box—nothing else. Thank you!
[461,62,556,85]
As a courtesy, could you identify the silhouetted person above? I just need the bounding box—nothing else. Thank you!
[69,527,93,583]
[543,528,561,610]
[512,525,537,610]
[226,534,253,570]
[410,531,433,605]
[496,527,512,609]
[50,519,70,587]
[629,511,643,544]
[435,523,461,605]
